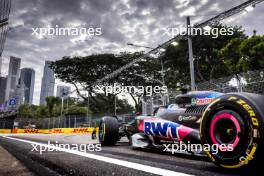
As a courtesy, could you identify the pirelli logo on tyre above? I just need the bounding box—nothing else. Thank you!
[228,96,259,128]
[200,94,263,169]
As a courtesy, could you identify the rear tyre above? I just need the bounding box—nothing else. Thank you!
[99,116,119,146]
[200,93,264,169]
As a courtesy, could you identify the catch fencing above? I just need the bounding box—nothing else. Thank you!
[196,69,264,94]
[0,113,134,129]
[143,69,264,115]
[0,70,263,129]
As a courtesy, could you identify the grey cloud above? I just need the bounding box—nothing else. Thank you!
[2,0,263,104]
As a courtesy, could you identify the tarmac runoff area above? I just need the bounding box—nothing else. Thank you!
[0,134,261,176]
[0,145,35,176]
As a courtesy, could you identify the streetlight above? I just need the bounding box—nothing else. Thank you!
[245,5,255,12]
[203,25,212,31]
[159,48,166,52]
[171,41,179,46]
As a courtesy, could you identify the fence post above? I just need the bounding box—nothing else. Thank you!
[53,117,54,128]
[74,116,77,128]
[69,116,71,128]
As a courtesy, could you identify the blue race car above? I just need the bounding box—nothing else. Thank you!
[99,91,264,169]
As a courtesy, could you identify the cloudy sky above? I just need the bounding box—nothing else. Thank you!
[1,0,264,105]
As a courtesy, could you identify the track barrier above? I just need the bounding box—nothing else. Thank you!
[0,128,98,134]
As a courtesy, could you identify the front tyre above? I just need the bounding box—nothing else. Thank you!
[99,116,119,146]
[200,93,264,169]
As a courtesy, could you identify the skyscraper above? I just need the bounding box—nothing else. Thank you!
[0,76,7,104]
[56,85,71,98]
[5,56,21,101]
[19,68,35,105]
[40,61,55,105]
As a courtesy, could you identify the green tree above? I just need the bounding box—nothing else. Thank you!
[34,105,48,118]
[77,94,134,115]
[218,38,247,74]
[67,105,87,114]
[163,23,246,87]
[50,52,157,112]
[219,35,264,74]
[18,104,33,118]
[45,96,60,117]
[239,35,264,70]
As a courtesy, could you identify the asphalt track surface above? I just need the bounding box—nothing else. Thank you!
[0,134,260,176]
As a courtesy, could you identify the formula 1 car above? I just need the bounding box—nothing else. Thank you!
[98,91,264,169]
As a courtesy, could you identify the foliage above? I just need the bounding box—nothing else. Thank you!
[51,52,159,111]
[219,35,264,74]
[45,96,60,117]
[17,95,134,118]
[18,104,34,118]
[77,94,134,114]
[50,23,264,113]
[163,23,247,88]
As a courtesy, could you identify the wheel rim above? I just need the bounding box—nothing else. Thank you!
[210,111,242,149]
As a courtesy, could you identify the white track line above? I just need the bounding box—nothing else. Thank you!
[2,136,193,176]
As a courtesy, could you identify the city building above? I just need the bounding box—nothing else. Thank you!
[56,85,71,98]
[40,61,55,105]
[5,56,21,102]
[19,68,35,105]
[0,76,7,104]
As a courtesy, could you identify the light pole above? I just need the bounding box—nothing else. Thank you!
[60,96,64,117]
[114,95,117,116]
[187,16,196,91]
[158,58,166,86]
[66,97,69,114]
[87,91,90,126]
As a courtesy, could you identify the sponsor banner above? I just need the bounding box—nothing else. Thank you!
[0,128,98,134]
[51,128,98,134]
[0,129,11,134]
[11,129,50,134]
